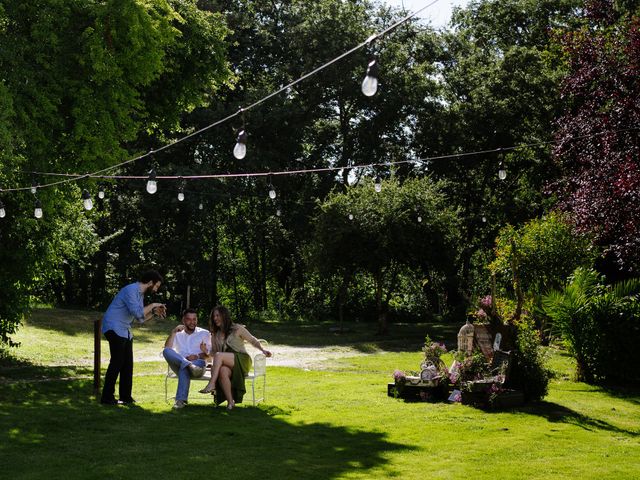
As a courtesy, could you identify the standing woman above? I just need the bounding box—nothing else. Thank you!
[199,305,271,409]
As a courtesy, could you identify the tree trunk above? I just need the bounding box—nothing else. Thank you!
[230,235,240,321]
[337,273,350,332]
[510,239,524,325]
[375,271,388,335]
[209,223,219,308]
[260,230,268,311]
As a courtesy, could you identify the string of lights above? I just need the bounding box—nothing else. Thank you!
[2,124,637,218]
[24,125,640,182]
[0,0,440,196]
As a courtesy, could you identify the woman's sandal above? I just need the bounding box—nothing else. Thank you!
[226,400,235,411]
[198,385,215,394]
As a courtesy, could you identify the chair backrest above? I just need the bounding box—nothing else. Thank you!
[253,353,267,376]
[252,338,268,376]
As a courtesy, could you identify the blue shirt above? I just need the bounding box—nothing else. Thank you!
[102,282,146,339]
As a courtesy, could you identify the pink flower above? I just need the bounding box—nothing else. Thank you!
[479,295,492,310]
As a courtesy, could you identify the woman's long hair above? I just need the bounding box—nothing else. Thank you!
[210,305,233,337]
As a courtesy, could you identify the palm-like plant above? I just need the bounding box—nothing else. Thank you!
[542,267,640,383]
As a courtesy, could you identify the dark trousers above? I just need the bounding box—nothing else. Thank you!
[101,330,134,402]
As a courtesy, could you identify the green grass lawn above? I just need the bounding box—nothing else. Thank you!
[1,308,639,479]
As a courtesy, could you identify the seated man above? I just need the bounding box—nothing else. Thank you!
[163,308,211,409]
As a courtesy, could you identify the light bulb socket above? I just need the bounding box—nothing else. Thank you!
[236,129,248,144]
[82,189,91,201]
[366,59,379,79]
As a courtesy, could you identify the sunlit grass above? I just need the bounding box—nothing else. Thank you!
[1,308,639,479]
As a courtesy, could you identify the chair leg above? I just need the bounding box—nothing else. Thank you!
[252,377,256,406]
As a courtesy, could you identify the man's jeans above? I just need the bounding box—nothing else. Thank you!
[163,348,206,402]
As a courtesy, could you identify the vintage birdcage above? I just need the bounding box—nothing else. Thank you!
[457,320,475,355]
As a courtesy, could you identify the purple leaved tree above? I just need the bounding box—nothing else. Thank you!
[552,0,640,277]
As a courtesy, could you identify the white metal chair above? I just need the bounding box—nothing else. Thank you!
[164,339,268,406]
[246,340,268,405]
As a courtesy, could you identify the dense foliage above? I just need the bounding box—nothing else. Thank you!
[489,211,596,296]
[0,0,231,344]
[552,0,640,276]
[311,178,461,333]
[4,0,637,377]
[506,319,551,401]
[542,267,640,384]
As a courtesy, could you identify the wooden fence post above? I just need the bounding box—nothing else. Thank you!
[94,318,102,397]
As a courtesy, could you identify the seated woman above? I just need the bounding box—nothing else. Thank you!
[199,305,271,410]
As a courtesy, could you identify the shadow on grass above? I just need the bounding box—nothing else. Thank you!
[595,385,640,406]
[248,321,460,352]
[0,376,414,479]
[517,401,638,436]
[24,308,103,337]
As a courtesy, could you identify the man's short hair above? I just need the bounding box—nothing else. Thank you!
[182,308,197,317]
[138,269,163,284]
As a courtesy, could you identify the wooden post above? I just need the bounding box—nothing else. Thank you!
[93,318,102,396]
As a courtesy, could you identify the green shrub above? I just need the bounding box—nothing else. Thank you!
[542,267,640,384]
[506,319,551,402]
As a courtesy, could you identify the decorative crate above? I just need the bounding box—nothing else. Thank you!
[461,388,525,409]
[387,382,448,402]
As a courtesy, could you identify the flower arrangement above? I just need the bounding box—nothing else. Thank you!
[455,350,491,383]
[471,294,500,324]
[422,335,447,362]
[422,335,448,369]
[393,369,406,385]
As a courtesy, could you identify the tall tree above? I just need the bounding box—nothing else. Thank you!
[310,177,461,334]
[0,0,231,344]
[552,0,640,277]
[419,0,581,299]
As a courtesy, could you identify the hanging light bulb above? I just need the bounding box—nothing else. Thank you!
[348,213,354,221]
[276,209,281,217]
[0,199,5,218]
[374,175,382,193]
[81,189,93,211]
[178,177,185,201]
[146,169,157,194]
[233,129,247,159]
[417,215,422,223]
[268,176,276,200]
[31,182,39,195]
[98,185,105,199]
[34,198,43,219]
[198,202,203,210]
[498,160,507,180]
[361,59,379,97]
[482,215,487,223]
